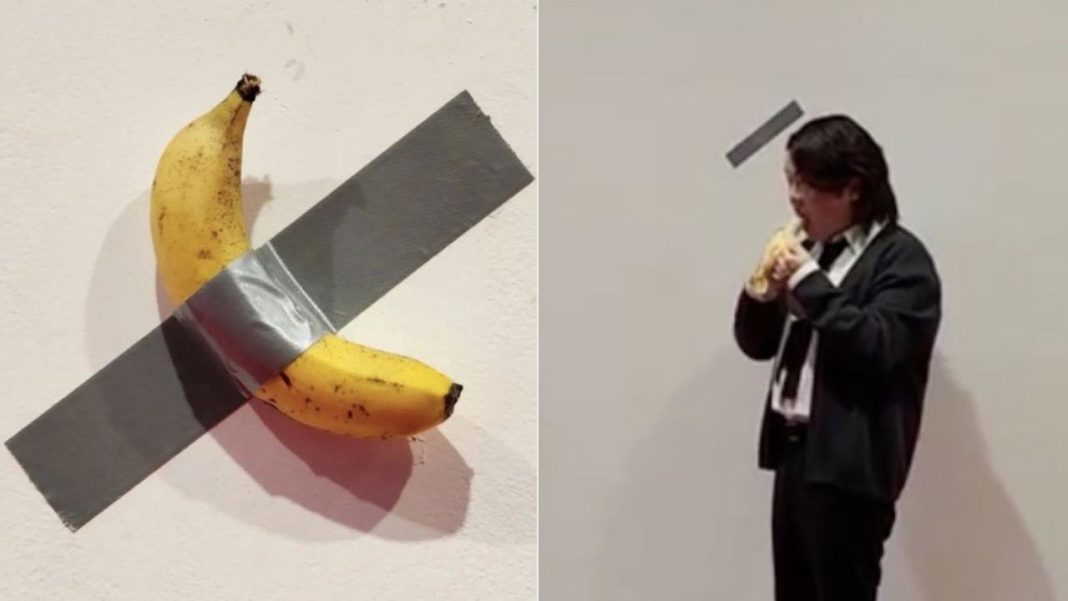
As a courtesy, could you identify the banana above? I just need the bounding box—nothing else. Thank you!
[151,74,462,438]
[748,216,803,295]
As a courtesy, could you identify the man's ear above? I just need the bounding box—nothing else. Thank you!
[846,177,862,202]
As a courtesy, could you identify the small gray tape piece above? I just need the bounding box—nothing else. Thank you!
[173,242,335,396]
[726,100,804,168]
[5,89,533,531]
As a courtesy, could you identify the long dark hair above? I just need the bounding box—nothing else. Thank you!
[786,115,898,226]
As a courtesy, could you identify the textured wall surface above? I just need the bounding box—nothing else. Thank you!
[0,2,536,599]
[541,1,1068,599]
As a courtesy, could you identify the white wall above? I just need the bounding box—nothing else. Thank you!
[0,2,536,599]
[541,1,1068,599]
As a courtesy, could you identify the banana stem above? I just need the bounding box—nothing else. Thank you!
[235,73,262,102]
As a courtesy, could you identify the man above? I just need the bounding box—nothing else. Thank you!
[733,115,942,601]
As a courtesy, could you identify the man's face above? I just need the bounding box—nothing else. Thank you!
[784,154,856,242]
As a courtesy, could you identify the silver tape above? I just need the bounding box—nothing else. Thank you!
[173,241,336,396]
[726,100,804,168]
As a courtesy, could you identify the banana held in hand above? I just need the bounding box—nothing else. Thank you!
[748,216,803,295]
[150,74,462,438]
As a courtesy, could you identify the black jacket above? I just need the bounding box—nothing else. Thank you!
[733,222,942,503]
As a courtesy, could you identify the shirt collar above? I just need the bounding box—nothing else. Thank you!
[826,219,886,255]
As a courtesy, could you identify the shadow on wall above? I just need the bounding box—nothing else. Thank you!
[203,396,474,541]
[84,180,473,541]
[897,353,1056,601]
[593,345,775,601]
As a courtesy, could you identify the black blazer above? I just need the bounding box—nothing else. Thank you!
[733,222,942,503]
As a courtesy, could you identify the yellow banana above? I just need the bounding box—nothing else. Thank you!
[150,74,462,438]
[748,216,803,295]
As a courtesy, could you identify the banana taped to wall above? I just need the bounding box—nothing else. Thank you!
[151,74,462,439]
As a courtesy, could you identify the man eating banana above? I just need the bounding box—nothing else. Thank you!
[733,115,942,601]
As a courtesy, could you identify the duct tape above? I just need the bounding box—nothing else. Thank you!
[5,90,533,531]
[726,100,804,168]
[173,242,335,397]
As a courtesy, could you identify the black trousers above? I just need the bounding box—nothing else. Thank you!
[772,426,896,601]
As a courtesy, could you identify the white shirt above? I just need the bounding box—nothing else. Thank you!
[768,220,886,422]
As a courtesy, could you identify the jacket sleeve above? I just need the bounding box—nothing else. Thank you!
[733,287,788,361]
[789,236,941,375]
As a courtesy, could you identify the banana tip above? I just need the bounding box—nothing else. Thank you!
[235,73,262,102]
[444,383,463,419]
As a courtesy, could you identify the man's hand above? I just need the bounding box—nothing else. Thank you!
[747,228,792,300]
[771,236,810,283]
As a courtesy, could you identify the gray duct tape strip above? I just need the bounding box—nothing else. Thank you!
[173,242,335,397]
[5,90,533,531]
[725,100,804,167]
